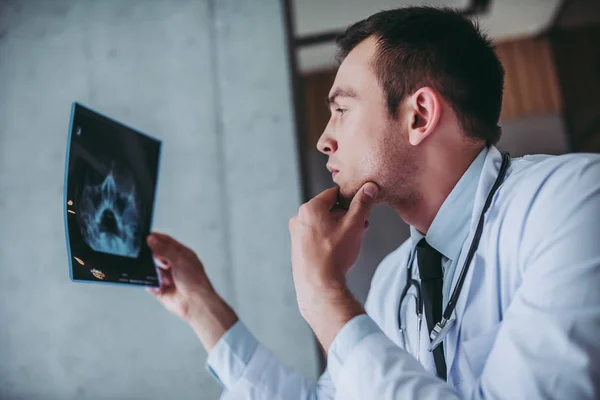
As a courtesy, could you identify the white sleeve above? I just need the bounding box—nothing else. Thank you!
[326,314,460,400]
[206,320,335,400]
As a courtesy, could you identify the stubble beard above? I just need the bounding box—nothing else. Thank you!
[336,123,421,210]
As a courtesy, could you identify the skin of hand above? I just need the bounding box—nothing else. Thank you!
[146,233,238,352]
[147,181,377,353]
[288,181,379,352]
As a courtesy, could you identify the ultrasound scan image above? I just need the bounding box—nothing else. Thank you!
[64,103,161,287]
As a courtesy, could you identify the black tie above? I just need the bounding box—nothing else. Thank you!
[417,238,447,380]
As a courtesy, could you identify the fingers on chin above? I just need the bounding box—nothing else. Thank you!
[330,207,347,219]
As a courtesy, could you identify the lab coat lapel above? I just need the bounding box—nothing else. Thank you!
[445,146,504,377]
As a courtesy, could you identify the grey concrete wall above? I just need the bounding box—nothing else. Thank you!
[308,114,569,304]
[212,0,318,377]
[0,0,316,399]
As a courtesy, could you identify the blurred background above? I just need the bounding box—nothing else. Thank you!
[0,0,598,399]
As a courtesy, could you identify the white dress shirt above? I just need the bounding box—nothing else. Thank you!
[206,146,600,399]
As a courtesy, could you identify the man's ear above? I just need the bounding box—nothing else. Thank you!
[405,87,442,146]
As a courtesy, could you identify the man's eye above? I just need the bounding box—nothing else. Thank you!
[336,108,346,115]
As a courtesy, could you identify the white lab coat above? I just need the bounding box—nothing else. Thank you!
[209,146,600,399]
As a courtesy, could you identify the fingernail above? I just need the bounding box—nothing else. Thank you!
[363,183,379,199]
[148,235,159,245]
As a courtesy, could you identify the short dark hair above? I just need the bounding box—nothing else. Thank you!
[336,7,505,145]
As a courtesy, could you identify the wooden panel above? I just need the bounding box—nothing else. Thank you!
[495,36,562,120]
[302,69,336,148]
[550,25,600,151]
[494,42,519,118]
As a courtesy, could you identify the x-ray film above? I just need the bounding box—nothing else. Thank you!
[64,103,161,287]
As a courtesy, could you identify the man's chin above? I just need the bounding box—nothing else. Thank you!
[337,186,359,210]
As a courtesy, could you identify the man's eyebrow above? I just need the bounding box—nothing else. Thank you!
[326,88,359,106]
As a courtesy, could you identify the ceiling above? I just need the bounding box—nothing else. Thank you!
[293,0,564,71]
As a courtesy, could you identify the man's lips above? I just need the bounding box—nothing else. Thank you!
[326,164,339,180]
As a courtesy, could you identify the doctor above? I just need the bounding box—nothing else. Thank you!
[147,6,600,399]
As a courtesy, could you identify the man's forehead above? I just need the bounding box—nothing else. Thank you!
[344,35,379,66]
[330,37,379,97]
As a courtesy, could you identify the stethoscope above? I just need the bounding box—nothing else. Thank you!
[397,152,511,357]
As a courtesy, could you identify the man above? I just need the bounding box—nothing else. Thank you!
[147,7,600,399]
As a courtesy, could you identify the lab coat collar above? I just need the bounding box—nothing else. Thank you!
[409,146,488,261]
[467,145,505,232]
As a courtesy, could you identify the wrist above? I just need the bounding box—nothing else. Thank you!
[188,290,238,352]
[303,282,364,352]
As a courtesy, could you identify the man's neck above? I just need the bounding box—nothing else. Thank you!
[392,146,484,234]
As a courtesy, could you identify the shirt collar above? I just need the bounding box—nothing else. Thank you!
[410,147,489,260]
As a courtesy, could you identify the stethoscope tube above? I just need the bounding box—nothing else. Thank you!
[441,152,510,321]
[397,249,423,361]
[397,152,511,354]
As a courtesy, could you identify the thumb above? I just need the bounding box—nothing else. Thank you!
[345,182,379,228]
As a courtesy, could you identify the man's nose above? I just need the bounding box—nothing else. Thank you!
[316,128,337,155]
